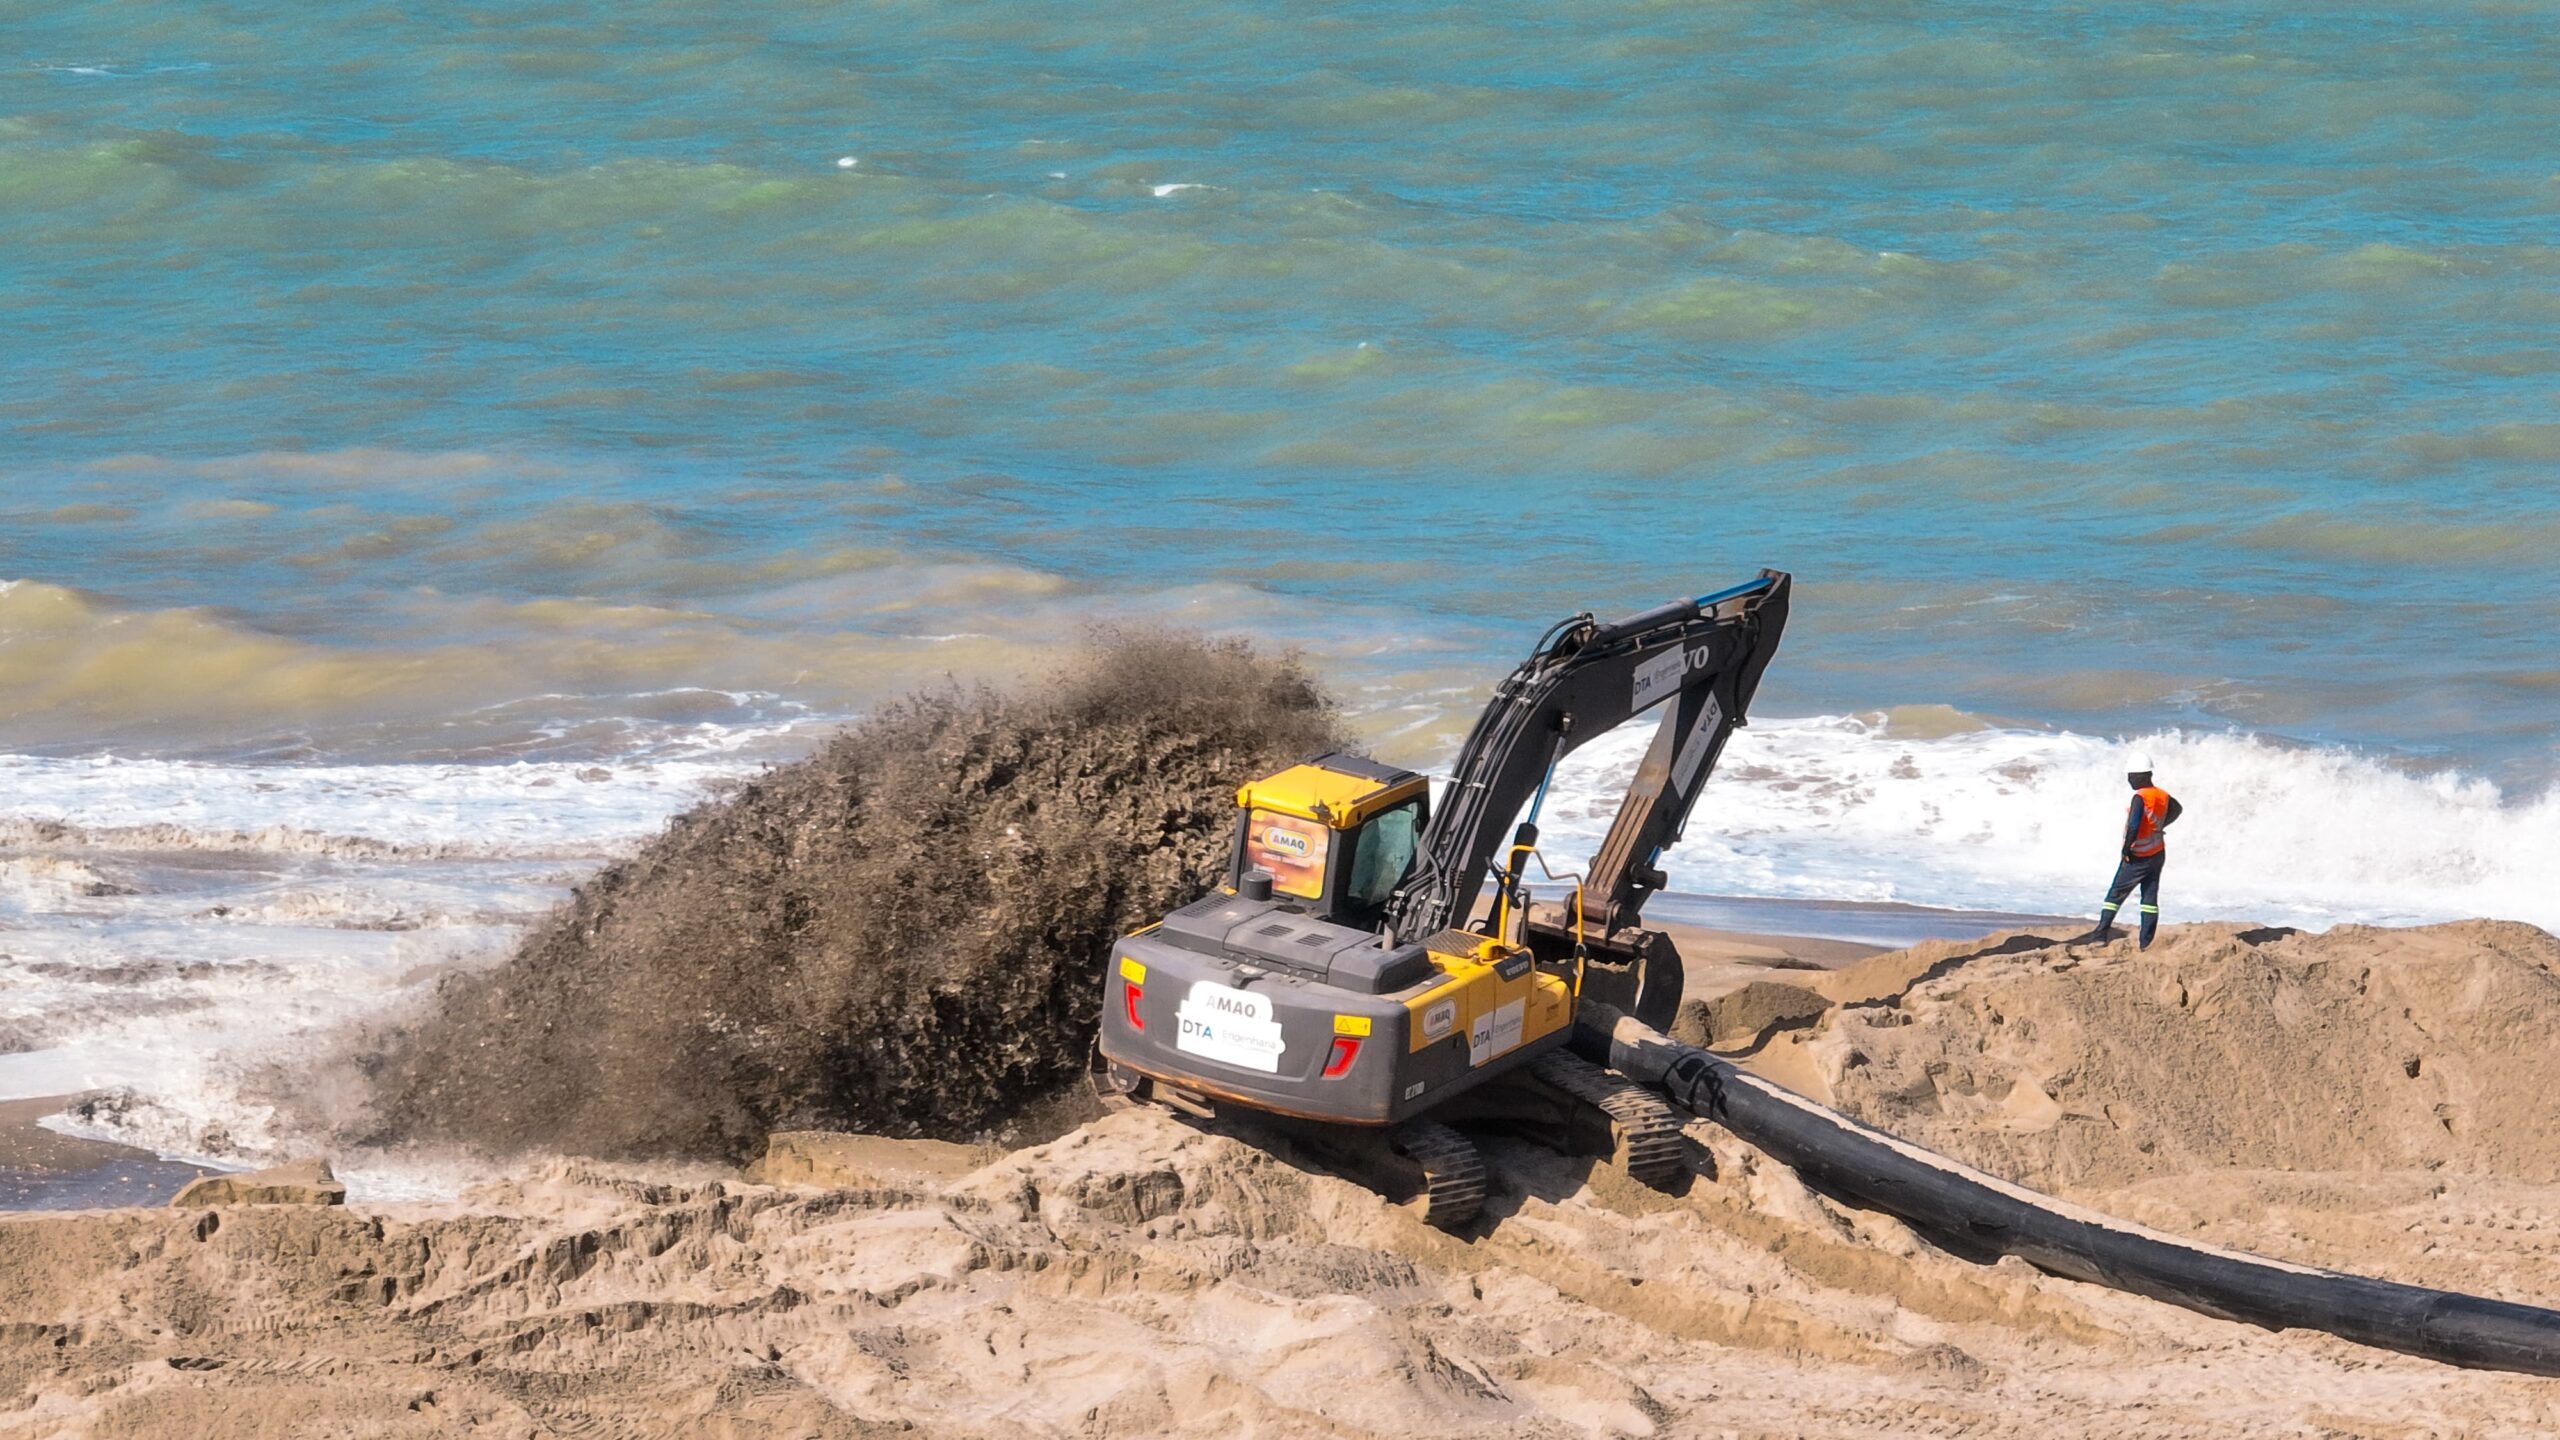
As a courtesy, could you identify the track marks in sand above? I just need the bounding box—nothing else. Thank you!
[7,1081,2560,1436]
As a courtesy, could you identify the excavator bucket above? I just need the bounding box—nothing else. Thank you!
[1520,903,1685,1031]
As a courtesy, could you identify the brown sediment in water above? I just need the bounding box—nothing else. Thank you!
[351,629,1347,1162]
[0,577,1065,753]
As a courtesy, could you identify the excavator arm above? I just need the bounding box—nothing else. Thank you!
[1386,570,1792,949]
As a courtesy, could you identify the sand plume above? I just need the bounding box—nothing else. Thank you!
[356,631,1345,1161]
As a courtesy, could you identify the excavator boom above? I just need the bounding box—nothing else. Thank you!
[1388,569,1791,945]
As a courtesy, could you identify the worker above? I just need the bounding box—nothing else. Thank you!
[2074,752,2181,949]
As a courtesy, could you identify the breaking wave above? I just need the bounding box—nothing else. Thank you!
[0,751,755,858]
[1534,714,2560,933]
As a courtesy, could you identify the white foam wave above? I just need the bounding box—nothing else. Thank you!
[0,752,751,858]
[0,748,763,1193]
[0,855,133,913]
[1533,716,2560,932]
[0,916,496,1171]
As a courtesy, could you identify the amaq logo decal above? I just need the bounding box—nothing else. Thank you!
[1194,991,1265,1018]
[1175,981,1287,1073]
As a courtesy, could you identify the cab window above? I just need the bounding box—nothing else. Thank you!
[1342,800,1423,913]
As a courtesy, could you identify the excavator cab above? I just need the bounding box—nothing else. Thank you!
[1099,747,1575,1131]
[1228,754,1429,931]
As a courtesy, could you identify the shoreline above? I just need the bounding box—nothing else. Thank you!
[0,1095,210,1211]
[1644,891,2079,949]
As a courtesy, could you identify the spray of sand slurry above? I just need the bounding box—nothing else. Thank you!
[3,642,2559,1433]
[356,630,1346,1160]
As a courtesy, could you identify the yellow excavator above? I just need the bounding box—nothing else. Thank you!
[1095,571,1791,1223]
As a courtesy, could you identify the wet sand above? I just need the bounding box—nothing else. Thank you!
[1645,891,2079,950]
[0,1095,210,1211]
[1658,917,1887,1005]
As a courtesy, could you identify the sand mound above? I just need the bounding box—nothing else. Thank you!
[355,632,1344,1162]
[1732,919,2560,1304]
[1781,920,2560,1192]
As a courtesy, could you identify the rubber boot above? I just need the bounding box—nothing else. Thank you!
[2071,905,2122,945]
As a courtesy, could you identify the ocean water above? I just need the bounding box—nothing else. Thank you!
[5,1,2557,1183]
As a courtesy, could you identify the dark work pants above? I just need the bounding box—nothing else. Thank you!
[2099,852,2164,947]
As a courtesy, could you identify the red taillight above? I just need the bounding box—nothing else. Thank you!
[1322,1036,1362,1078]
[1124,982,1145,1031]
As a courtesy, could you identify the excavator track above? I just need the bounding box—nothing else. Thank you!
[1388,1120,1487,1228]
[1529,1050,1690,1191]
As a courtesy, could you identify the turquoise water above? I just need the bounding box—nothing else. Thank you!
[4,1,2556,772]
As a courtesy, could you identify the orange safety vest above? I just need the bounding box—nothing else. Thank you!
[2129,786,2172,857]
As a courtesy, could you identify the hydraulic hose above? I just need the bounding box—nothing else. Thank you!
[1573,1003,2560,1377]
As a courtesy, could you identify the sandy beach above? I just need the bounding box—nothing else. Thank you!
[2,916,2554,1437]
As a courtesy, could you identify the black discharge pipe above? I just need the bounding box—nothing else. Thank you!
[1573,1003,2560,1377]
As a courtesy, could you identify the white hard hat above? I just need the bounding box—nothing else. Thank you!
[2127,751,2155,774]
